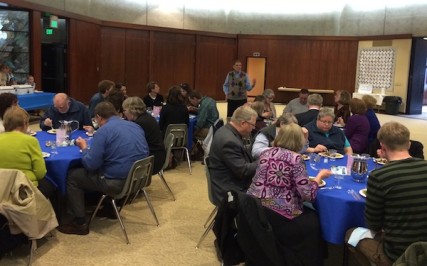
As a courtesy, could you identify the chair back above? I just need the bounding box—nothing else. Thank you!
[161,133,175,172]
[204,157,215,206]
[117,156,154,204]
[212,118,224,135]
[165,124,188,148]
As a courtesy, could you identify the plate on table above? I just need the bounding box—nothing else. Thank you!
[34,90,43,93]
[359,188,367,198]
[319,152,344,159]
[309,177,326,187]
[29,131,37,136]
[42,152,50,158]
[47,129,56,134]
[334,123,344,128]
[301,154,309,161]
[85,131,95,137]
[374,158,388,165]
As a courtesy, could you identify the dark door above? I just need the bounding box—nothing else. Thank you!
[41,43,67,93]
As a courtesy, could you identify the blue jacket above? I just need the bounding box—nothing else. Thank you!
[40,98,92,131]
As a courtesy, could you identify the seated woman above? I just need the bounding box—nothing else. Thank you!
[159,85,189,138]
[334,90,351,124]
[179,82,198,114]
[249,101,267,138]
[262,89,277,119]
[251,113,308,159]
[343,98,370,154]
[143,81,164,109]
[247,123,331,265]
[122,96,166,174]
[305,108,353,155]
[362,94,381,145]
[0,92,18,133]
[0,106,53,197]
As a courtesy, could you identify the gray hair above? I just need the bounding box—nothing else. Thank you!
[122,96,146,117]
[231,105,257,123]
[317,107,335,120]
[275,112,297,127]
[263,88,275,98]
[307,93,323,106]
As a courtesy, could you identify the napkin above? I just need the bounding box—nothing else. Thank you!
[347,227,376,247]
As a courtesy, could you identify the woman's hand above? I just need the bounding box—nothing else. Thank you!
[313,169,332,185]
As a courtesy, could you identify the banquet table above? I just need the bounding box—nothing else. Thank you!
[36,130,86,195]
[305,154,379,244]
[18,92,55,111]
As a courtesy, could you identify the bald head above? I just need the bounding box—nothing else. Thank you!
[54,93,70,113]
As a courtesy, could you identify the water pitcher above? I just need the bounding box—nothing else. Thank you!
[351,154,369,183]
[56,120,79,146]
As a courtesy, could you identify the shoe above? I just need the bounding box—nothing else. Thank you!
[57,222,89,235]
[96,207,118,220]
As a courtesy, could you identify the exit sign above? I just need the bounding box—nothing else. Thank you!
[45,28,53,35]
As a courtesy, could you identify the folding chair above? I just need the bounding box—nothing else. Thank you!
[164,124,192,174]
[88,156,159,244]
[157,133,176,200]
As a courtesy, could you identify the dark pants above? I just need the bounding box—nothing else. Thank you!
[67,168,125,219]
[264,207,325,266]
[345,228,393,266]
[227,99,247,117]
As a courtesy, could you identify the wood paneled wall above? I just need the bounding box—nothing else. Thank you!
[238,37,359,105]
[68,20,101,102]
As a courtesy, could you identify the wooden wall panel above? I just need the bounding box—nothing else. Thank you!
[68,19,100,103]
[195,35,236,99]
[238,37,358,105]
[124,29,149,98]
[150,32,196,94]
[100,27,126,84]
[30,11,42,88]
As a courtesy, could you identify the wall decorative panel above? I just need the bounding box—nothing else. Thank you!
[357,48,395,91]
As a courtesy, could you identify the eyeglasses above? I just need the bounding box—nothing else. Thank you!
[318,120,333,125]
[244,120,256,128]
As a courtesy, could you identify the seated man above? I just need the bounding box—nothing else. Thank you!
[40,93,92,130]
[57,102,149,235]
[282,88,309,115]
[295,93,323,127]
[346,122,427,265]
[305,107,353,155]
[88,80,115,117]
[209,105,258,205]
[188,90,219,139]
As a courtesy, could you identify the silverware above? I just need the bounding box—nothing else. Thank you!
[347,189,362,200]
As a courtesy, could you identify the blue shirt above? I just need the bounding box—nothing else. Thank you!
[81,116,149,179]
[88,92,104,118]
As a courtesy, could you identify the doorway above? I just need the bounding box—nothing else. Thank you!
[246,57,266,97]
[41,17,68,93]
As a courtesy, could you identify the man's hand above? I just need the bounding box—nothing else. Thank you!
[314,144,328,153]
[44,118,53,128]
[75,137,88,150]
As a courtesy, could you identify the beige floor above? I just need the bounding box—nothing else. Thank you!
[2,102,426,265]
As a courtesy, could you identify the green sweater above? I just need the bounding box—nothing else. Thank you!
[365,158,427,261]
[0,131,47,186]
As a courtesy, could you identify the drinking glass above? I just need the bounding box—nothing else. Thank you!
[309,153,321,171]
[329,149,337,161]
[51,142,58,156]
[92,118,99,129]
[333,174,344,189]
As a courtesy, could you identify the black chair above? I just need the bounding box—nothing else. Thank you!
[368,139,424,159]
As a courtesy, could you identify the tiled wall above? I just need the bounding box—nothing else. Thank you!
[26,0,427,36]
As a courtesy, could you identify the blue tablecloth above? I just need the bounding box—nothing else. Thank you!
[305,155,378,244]
[18,92,55,111]
[36,130,85,195]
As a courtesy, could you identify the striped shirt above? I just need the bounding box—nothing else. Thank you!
[365,157,427,261]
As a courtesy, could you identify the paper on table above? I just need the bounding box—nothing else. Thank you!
[347,227,376,247]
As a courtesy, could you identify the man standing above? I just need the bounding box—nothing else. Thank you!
[346,122,427,265]
[283,88,309,115]
[88,80,115,117]
[188,90,219,139]
[223,59,256,118]
[40,93,92,130]
[295,93,323,127]
[58,102,149,235]
[209,106,258,205]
